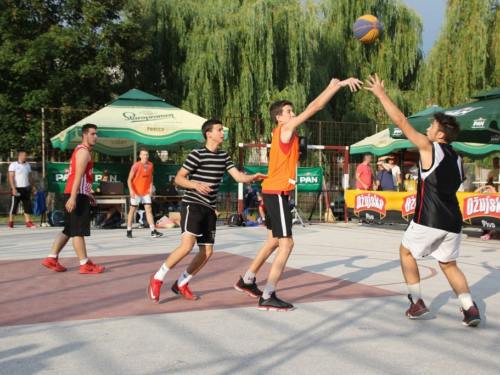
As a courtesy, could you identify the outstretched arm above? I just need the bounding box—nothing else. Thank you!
[281,77,363,143]
[364,74,432,155]
[228,168,267,183]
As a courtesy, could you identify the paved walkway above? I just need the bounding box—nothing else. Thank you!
[0,223,499,374]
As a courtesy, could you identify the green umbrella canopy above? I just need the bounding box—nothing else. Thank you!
[389,94,500,144]
[351,128,499,158]
[50,89,229,156]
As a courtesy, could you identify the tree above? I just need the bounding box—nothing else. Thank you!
[417,0,500,108]
[0,0,149,159]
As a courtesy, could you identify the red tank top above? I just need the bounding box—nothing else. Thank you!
[261,124,299,194]
[64,144,93,195]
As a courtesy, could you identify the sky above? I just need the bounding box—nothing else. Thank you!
[402,0,446,55]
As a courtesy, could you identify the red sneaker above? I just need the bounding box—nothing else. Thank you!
[79,258,105,274]
[7,221,13,228]
[171,280,197,300]
[147,274,163,302]
[42,256,67,272]
[26,221,36,228]
[405,294,429,319]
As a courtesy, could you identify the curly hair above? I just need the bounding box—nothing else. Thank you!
[433,112,461,143]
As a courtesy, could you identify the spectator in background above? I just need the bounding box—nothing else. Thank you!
[379,154,402,191]
[355,153,375,190]
[244,182,260,214]
[8,150,37,228]
[487,157,499,184]
[375,160,394,191]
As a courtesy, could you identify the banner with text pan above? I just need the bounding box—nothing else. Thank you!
[345,190,500,229]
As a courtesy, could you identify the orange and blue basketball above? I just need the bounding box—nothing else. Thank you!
[353,15,381,44]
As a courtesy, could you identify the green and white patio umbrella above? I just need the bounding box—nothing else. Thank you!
[351,128,499,158]
[389,90,500,144]
[50,89,228,156]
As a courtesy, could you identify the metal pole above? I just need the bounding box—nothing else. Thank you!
[41,108,45,180]
[238,144,244,214]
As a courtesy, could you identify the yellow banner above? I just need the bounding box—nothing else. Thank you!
[346,190,500,228]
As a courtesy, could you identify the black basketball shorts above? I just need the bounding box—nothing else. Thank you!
[180,203,217,245]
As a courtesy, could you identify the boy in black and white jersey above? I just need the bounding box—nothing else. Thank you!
[366,74,481,327]
[146,119,266,303]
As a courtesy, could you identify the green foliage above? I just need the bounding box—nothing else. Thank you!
[0,0,149,158]
[418,0,500,108]
[1,0,426,163]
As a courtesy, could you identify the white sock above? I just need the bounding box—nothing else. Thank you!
[127,227,132,231]
[80,258,88,266]
[262,284,276,300]
[178,270,193,287]
[407,283,421,302]
[458,293,474,310]
[243,270,256,284]
[48,254,57,258]
[154,264,170,281]
[150,225,155,231]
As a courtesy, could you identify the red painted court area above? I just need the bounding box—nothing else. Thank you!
[0,252,400,327]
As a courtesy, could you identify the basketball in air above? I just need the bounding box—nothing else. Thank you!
[353,15,381,44]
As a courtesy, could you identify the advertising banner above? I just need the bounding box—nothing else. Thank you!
[47,162,182,193]
[346,190,500,229]
[47,163,324,194]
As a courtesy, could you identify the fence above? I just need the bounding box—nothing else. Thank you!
[2,108,494,220]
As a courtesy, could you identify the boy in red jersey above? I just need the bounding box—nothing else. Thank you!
[42,124,105,274]
[234,77,363,311]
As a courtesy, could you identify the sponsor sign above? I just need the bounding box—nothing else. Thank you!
[47,163,323,194]
[392,128,403,136]
[354,193,387,218]
[445,107,482,116]
[472,117,486,129]
[346,190,500,229]
[462,194,500,222]
[401,194,416,221]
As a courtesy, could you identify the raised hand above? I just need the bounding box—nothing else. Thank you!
[364,73,385,97]
[339,77,364,92]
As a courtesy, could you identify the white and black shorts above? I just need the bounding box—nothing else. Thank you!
[10,187,33,215]
[402,220,461,263]
[130,194,152,207]
[180,203,217,245]
[262,193,293,238]
[62,194,91,237]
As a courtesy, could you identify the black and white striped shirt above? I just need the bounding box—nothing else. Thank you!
[182,147,235,209]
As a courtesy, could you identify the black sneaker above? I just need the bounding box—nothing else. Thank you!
[126,230,133,238]
[234,276,263,298]
[405,294,429,319]
[258,292,294,311]
[461,302,481,327]
[151,230,163,238]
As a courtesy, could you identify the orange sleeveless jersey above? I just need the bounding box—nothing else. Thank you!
[131,161,153,195]
[261,124,299,194]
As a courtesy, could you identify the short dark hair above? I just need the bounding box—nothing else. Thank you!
[139,148,148,153]
[82,123,98,135]
[202,119,223,140]
[433,112,460,143]
[363,153,372,160]
[269,100,294,124]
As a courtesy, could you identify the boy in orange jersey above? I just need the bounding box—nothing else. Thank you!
[126,149,162,238]
[234,77,363,311]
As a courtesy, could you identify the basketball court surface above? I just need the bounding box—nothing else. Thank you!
[1,222,499,374]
